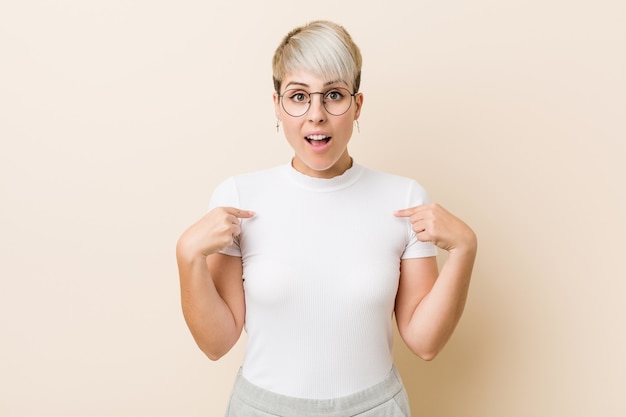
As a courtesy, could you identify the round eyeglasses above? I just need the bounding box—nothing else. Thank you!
[278,87,357,117]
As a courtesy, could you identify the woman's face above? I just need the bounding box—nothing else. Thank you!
[273,69,363,178]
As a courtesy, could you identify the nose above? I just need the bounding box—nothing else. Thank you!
[307,92,327,123]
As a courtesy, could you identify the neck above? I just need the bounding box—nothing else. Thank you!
[291,155,353,179]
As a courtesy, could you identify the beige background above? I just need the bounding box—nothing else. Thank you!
[1,1,625,416]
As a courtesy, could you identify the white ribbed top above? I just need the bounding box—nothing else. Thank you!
[208,162,436,399]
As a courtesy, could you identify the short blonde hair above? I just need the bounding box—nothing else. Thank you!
[272,20,362,93]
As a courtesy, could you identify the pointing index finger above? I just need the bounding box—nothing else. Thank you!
[393,208,415,217]
[226,207,255,218]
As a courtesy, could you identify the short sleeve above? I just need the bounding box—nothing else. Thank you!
[401,181,438,259]
[207,177,242,257]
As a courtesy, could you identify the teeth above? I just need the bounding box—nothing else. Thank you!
[307,135,329,141]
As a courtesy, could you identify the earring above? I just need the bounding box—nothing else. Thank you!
[355,120,360,133]
[276,120,281,133]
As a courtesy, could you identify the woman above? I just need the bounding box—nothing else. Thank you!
[176,20,477,417]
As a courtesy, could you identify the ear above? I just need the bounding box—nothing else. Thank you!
[273,92,281,120]
[354,92,364,120]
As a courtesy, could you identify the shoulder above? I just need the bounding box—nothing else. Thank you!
[208,165,286,209]
[359,165,426,191]
[356,165,431,206]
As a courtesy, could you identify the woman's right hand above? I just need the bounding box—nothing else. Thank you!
[177,207,255,259]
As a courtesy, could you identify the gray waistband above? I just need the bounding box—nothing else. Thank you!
[230,366,405,417]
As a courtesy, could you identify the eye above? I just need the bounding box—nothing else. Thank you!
[325,90,345,101]
[287,91,308,103]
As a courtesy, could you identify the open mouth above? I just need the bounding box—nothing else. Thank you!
[305,134,331,146]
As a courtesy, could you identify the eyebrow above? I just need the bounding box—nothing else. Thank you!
[284,80,347,89]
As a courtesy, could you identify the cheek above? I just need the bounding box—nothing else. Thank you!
[336,116,356,135]
[282,120,303,141]
[283,119,296,132]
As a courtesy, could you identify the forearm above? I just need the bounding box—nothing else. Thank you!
[406,247,476,360]
[177,252,241,360]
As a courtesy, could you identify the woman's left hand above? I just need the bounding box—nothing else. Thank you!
[394,203,477,254]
